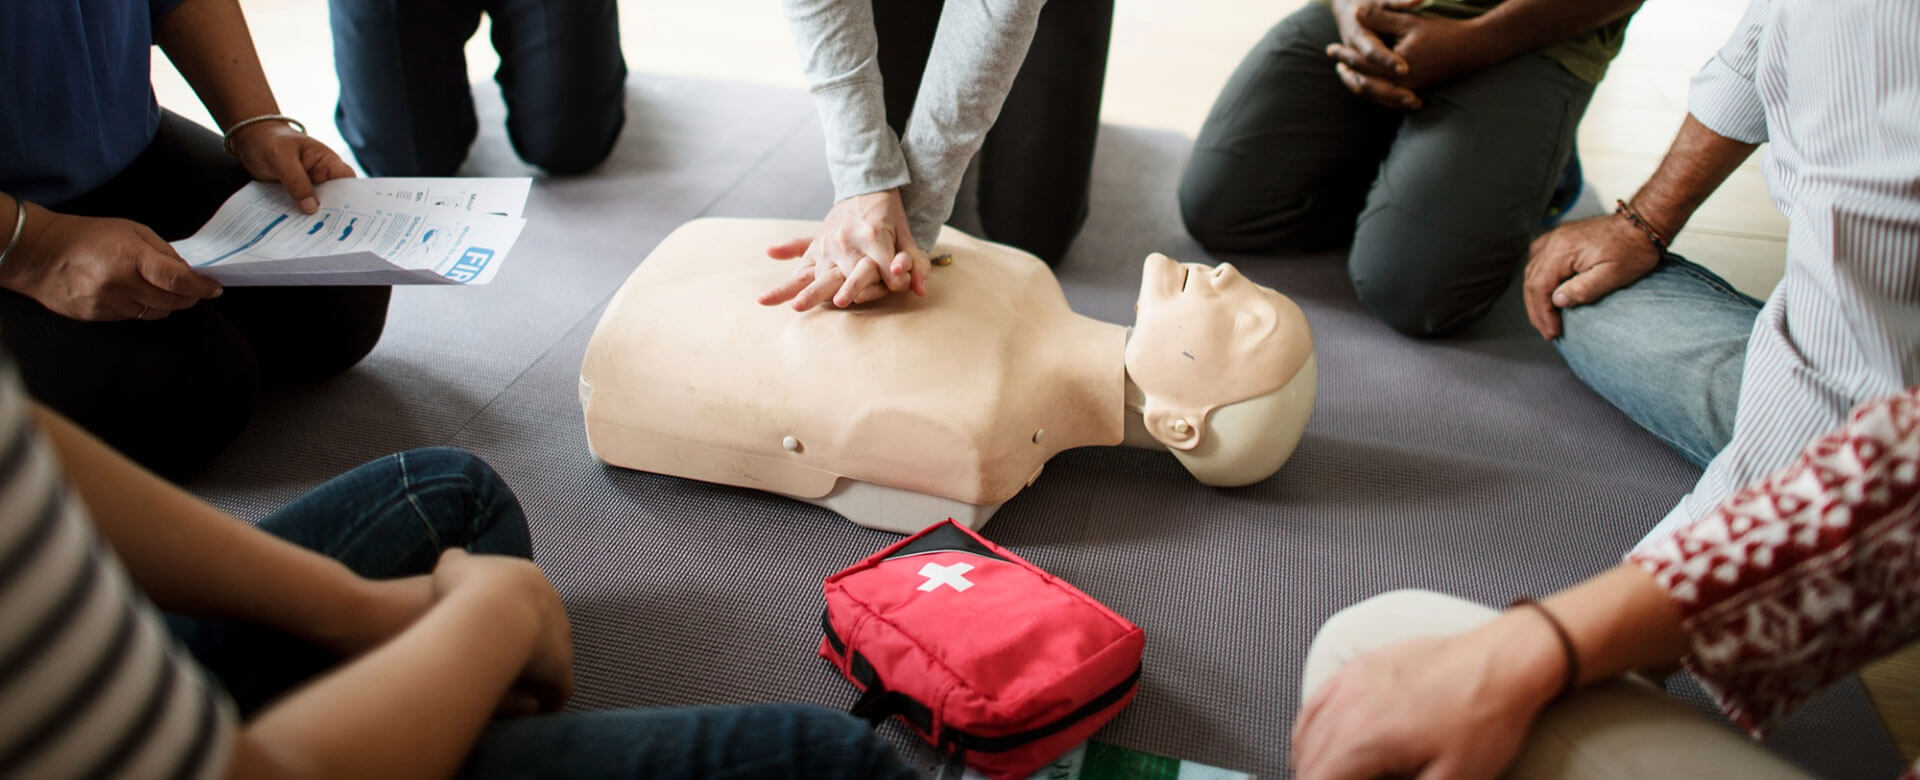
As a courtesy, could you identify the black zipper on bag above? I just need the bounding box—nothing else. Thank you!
[824,609,1143,755]
[879,521,1010,563]
[943,663,1143,754]
[822,610,846,656]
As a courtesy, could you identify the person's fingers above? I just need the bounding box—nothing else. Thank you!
[891,229,933,297]
[1326,43,1402,78]
[1291,674,1343,775]
[851,281,891,305]
[790,267,844,312]
[758,272,814,306]
[893,250,931,297]
[131,226,222,299]
[1551,261,1643,310]
[268,146,321,213]
[1294,674,1338,750]
[1342,13,1407,74]
[1521,248,1572,340]
[1336,63,1422,110]
[849,226,903,292]
[306,143,356,185]
[834,257,883,307]
[766,237,813,260]
[1306,737,1395,780]
[1356,2,1418,38]
[125,285,200,315]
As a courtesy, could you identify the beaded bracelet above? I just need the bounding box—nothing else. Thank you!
[0,194,25,269]
[1614,199,1670,253]
[222,114,308,156]
[1508,597,1581,700]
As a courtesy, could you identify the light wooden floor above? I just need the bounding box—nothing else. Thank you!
[159,0,1911,762]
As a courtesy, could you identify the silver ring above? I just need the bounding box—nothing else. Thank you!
[137,305,149,320]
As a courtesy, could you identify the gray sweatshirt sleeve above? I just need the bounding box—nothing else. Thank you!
[897,0,1048,249]
[785,0,912,200]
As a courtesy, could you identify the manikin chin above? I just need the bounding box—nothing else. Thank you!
[580,218,1316,534]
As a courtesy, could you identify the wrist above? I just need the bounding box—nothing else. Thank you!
[443,570,547,657]
[0,203,55,293]
[1615,199,1674,254]
[313,573,435,656]
[222,114,305,156]
[1478,607,1574,713]
[1458,14,1521,68]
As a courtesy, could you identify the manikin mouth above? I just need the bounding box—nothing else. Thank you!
[1180,265,1191,292]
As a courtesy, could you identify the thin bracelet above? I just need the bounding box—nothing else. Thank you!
[1614,199,1670,253]
[222,113,307,156]
[0,194,25,269]
[1508,597,1581,700]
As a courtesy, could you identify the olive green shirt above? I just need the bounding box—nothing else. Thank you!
[1311,0,1631,84]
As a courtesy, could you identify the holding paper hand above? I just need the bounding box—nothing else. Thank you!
[0,0,391,478]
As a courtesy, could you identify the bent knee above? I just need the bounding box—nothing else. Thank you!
[1178,184,1321,254]
[509,105,624,175]
[309,287,391,376]
[1349,269,1502,337]
[1347,222,1521,337]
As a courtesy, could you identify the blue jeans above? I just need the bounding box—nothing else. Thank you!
[167,448,911,779]
[328,0,627,176]
[1554,255,1763,467]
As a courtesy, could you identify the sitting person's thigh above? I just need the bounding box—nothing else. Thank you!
[1555,257,1762,467]
[1347,53,1592,336]
[1178,3,1400,255]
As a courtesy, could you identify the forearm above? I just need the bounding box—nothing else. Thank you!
[1625,113,1759,240]
[32,404,379,642]
[785,0,910,200]
[897,0,1047,246]
[1538,563,1690,686]
[228,584,537,779]
[154,0,280,129]
[1470,0,1643,65]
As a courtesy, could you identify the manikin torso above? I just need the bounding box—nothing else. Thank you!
[581,218,1314,533]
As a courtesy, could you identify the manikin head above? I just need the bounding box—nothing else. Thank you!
[1125,253,1316,486]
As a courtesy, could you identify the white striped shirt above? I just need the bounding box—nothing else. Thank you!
[0,359,235,779]
[1640,0,1920,545]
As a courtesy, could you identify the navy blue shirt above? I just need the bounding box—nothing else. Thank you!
[1,0,189,205]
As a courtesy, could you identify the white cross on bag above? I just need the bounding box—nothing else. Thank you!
[917,561,975,592]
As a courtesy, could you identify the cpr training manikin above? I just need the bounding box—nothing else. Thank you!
[580,218,1315,534]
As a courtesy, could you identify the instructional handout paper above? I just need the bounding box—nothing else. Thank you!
[171,178,530,286]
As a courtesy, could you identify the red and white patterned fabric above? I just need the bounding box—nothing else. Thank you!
[1629,385,1920,735]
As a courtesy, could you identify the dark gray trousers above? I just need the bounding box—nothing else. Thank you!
[875,0,1114,264]
[1179,4,1594,336]
[329,0,628,177]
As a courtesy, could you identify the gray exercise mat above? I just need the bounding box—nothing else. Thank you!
[187,75,1900,778]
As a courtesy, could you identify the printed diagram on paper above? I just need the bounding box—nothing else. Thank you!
[171,178,531,286]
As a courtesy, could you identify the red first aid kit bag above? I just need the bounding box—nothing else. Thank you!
[820,519,1146,779]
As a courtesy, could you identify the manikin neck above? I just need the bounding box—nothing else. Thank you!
[1120,371,1165,451]
[1044,320,1164,453]
[1118,326,1166,452]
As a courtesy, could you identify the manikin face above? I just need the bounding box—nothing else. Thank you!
[1125,253,1312,450]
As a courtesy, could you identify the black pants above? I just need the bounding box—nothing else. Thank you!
[329,0,628,176]
[0,113,391,478]
[875,0,1114,264]
[1178,4,1593,336]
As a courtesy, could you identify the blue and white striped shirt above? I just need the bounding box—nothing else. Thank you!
[1642,0,1920,545]
[0,358,235,779]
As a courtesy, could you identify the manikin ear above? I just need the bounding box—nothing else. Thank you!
[1234,307,1278,343]
[1143,404,1206,451]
